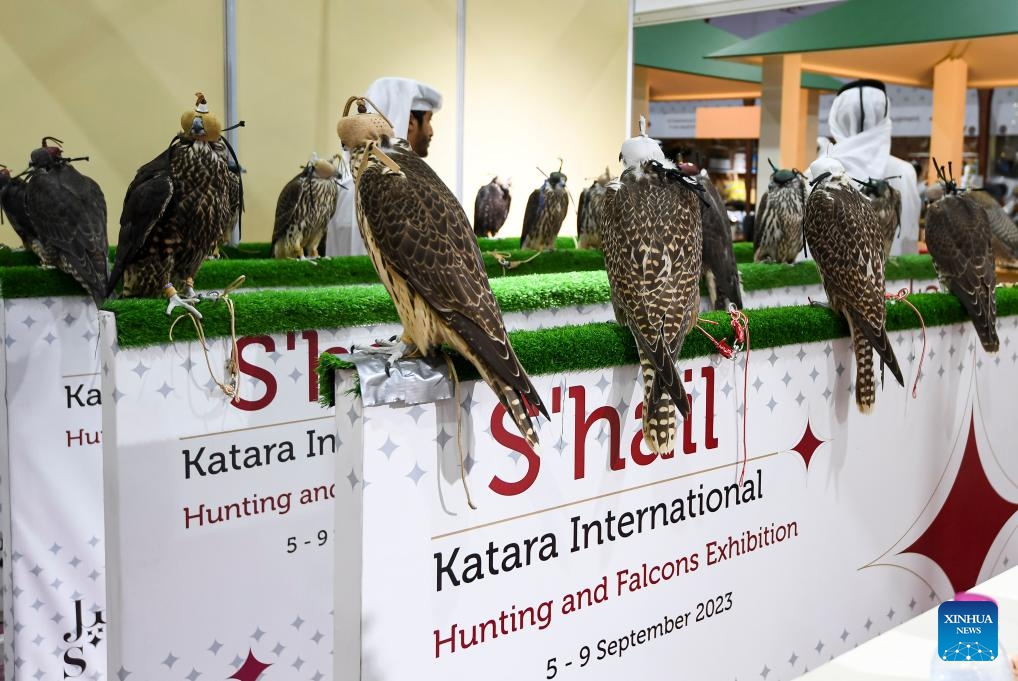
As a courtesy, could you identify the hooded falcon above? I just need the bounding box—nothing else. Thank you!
[108,92,242,317]
[473,176,511,237]
[925,163,998,353]
[272,155,339,259]
[754,161,806,264]
[859,177,901,260]
[804,157,903,412]
[520,161,569,251]
[576,167,611,250]
[600,126,703,454]
[17,138,109,306]
[339,97,548,450]
[0,164,41,257]
[695,168,743,311]
[961,187,1018,269]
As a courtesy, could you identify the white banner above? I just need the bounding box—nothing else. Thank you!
[334,316,1018,680]
[0,296,106,681]
[96,297,615,678]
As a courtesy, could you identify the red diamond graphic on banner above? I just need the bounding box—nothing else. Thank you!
[791,419,826,470]
[229,649,272,681]
[902,413,1018,593]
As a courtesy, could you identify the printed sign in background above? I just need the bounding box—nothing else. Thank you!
[334,318,1018,680]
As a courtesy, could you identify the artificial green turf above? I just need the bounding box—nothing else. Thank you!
[0,245,934,302]
[315,287,1018,406]
[86,254,939,348]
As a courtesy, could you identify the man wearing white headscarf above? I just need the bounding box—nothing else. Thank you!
[815,79,921,255]
[326,77,443,256]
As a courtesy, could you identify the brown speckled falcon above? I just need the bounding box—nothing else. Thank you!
[925,163,998,353]
[804,157,903,412]
[859,177,901,260]
[576,167,610,250]
[520,162,569,251]
[272,155,339,259]
[600,132,702,454]
[754,162,806,264]
[340,99,548,450]
[108,92,241,318]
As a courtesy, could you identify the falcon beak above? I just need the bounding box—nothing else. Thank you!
[190,116,207,138]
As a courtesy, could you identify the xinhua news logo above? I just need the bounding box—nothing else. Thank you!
[937,599,999,662]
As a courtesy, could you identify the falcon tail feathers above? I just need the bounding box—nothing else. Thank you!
[851,325,877,413]
[632,328,688,418]
[482,366,542,451]
[950,282,1000,353]
[848,310,903,388]
[641,359,679,455]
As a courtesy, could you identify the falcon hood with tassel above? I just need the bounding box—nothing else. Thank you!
[108,92,243,318]
[339,96,548,451]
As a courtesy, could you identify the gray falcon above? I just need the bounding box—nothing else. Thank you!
[20,138,109,307]
[804,157,903,412]
[473,176,511,237]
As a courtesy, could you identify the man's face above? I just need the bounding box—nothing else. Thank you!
[407,111,434,157]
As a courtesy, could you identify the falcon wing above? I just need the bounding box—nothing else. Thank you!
[520,188,541,249]
[926,196,998,351]
[576,185,590,235]
[271,172,306,244]
[357,148,547,419]
[698,174,742,309]
[753,191,768,250]
[108,149,174,296]
[0,177,37,248]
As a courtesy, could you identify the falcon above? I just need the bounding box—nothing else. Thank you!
[925,162,998,353]
[576,167,610,250]
[0,164,41,257]
[18,138,109,306]
[858,177,901,259]
[803,157,903,412]
[754,161,806,264]
[339,97,548,450]
[600,126,703,454]
[961,187,1018,269]
[520,161,568,251]
[696,168,743,310]
[108,92,242,318]
[272,155,339,259]
[473,176,511,237]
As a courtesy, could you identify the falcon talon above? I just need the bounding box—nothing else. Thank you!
[166,293,202,319]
